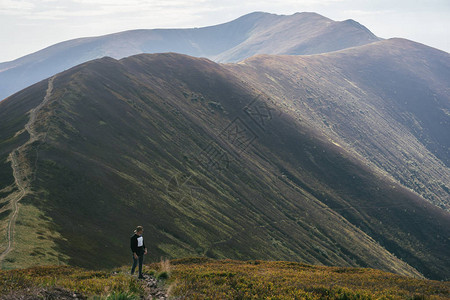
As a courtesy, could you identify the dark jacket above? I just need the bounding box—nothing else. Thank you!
[130,234,146,256]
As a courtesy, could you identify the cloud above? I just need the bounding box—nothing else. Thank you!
[0,0,34,14]
[342,9,394,16]
[25,9,113,20]
[0,0,215,21]
[0,0,346,21]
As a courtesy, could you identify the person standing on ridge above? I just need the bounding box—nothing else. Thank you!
[130,225,147,279]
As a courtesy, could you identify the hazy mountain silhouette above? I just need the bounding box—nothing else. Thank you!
[0,49,449,279]
[0,12,380,101]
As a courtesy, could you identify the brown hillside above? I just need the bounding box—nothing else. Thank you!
[0,49,448,280]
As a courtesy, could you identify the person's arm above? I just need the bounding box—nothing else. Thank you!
[130,236,138,258]
[144,239,147,255]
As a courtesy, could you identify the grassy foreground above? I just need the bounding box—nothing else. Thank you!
[1,257,449,299]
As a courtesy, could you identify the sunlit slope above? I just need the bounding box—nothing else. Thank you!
[228,38,450,210]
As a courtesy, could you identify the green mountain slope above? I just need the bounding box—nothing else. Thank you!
[0,51,449,280]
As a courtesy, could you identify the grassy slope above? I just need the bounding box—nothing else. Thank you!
[225,39,450,278]
[0,82,48,256]
[227,38,450,209]
[1,259,449,299]
[169,258,450,299]
[0,52,448,281]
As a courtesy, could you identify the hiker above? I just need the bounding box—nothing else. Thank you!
[130,225,147,279]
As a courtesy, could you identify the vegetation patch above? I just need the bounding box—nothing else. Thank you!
[207,101,224,112]
[1,203,70,269]
[0,208,11,220]
[168,258,450,299]
[1,258,449,299]
[0,266,143,299]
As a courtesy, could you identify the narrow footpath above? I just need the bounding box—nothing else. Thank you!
[0,77,55,262]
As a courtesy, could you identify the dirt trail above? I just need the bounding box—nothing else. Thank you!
[0,77,54,262]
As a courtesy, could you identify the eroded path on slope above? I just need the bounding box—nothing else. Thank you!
[0,77,54,262]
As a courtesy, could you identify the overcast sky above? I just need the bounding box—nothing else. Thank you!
[0,0,449,62]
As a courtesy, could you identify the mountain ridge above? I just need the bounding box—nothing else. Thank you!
[0,48,449,280]
[0,11,381,101]
[229,37,450,210]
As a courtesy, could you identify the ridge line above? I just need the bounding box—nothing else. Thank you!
[0,76,55,263]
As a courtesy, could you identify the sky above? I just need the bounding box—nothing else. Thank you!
[0,0,449,62]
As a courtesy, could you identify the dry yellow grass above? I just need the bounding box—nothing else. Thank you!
[166,258,450,299]
[1,258,449,299]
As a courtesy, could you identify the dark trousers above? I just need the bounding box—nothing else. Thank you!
[131,254,144,276]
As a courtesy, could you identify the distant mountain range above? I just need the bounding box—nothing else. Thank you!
[0,12,380,101]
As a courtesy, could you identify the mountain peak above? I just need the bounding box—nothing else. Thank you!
[1,11,381,100]
[293,11,332,19]
[341,19,378,37]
